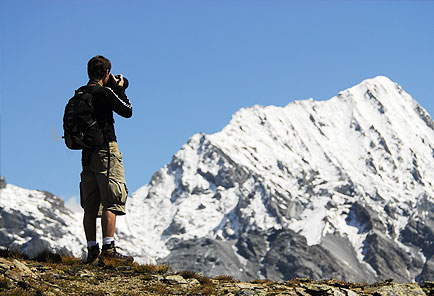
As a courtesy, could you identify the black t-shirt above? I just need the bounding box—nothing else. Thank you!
[81,80,132,164]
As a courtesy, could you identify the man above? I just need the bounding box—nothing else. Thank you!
[80,55,133,264]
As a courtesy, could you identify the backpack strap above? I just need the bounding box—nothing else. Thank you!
[106,143,110,182]
[75,85,88,95]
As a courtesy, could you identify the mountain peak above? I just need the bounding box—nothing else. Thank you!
[133,75,434,282]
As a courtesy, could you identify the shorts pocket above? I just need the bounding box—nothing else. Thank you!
[107,179,128,205]
[108,152,125,180]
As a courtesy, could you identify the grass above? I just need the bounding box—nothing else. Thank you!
[317,279,362,289]
[178,270,213,285]
[177,270,216,295]
[134,263,170,275]
[214,274,236,282]
[0,248,29,261]
[34,250,62,264]
[177,270,199,280]
[146,283,169,295]
[60,254,81,266]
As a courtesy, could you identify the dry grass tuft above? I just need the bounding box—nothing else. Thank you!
[179,270,213,283]
[178,270,200,279]
[285,278,314,286]
[0,248,29,260]
[100,257,132,269]
[34,249,62,263]
[177,270,216,295]
[146,283,169,295]
[371,279,394,287]
[214,274,236,282]
[198,284,215,295]
[60,254,81,265]
[134,263,170,275]
[319,279,363,289]
[250,278,274,285]
[198,275,214,286]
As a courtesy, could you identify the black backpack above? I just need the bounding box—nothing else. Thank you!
[63,87,105,150]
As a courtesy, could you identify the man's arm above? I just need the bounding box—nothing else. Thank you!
[103,86,133,118]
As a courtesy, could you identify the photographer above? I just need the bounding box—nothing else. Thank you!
[79,55,133,264]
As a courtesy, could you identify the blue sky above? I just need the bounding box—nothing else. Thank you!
[1,0,433,202]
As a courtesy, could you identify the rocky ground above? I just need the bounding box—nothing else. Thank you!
[0,252,432,296]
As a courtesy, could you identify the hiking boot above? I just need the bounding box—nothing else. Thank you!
[100,242,134,264]
[84,244,100,264]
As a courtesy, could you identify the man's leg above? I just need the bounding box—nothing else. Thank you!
[97,143,132,262]
[100,208,132,262]
[98,143,124,245]
[81,163,102,263]
[83,212,98,242]
[102,209,116,238]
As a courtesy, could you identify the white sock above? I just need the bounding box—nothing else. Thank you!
[103,237,114,245]
[87,241,98,248]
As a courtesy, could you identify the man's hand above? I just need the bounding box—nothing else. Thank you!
[112,74,124,87]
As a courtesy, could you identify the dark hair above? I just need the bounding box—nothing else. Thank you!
[87,55,111,80]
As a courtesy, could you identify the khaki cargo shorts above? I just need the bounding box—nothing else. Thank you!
[80,142,128,217]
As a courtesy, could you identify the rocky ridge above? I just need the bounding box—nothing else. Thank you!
[0,254,432,296]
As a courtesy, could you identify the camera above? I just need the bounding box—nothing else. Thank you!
[115,74,129,89]
[107,74,129,90]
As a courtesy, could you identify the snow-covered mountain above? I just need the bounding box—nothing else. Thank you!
[0,177,85,259]
[1,76,433,283]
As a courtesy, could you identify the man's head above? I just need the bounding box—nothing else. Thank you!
[87,55,111,81]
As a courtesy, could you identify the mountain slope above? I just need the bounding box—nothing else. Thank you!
[119,76,434,282]
[0,180,85,259]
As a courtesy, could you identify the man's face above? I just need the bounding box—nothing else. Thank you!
[103,70,110,85]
